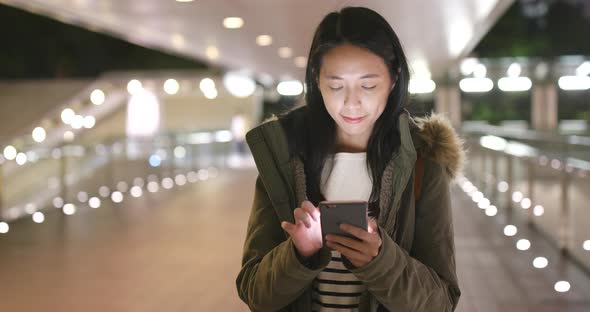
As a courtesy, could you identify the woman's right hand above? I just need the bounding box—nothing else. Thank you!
[281,200,323,259]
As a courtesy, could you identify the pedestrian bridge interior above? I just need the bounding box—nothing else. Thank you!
[0,0,589,311]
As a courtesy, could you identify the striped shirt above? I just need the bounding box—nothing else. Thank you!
[314,152,372,311]
[312,250,365,311]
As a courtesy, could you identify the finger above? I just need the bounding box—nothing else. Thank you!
[327,241,370,264]
[281,221,295,235]
[301,201,319,222]
[368,218,378,234]
[293,208,311,228]
[325,234,366,253]
[339,224,371,241]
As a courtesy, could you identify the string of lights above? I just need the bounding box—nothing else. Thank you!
[456,172,586,294]
[0,166,220,234]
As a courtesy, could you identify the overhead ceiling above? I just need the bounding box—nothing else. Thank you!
[2,0,514,82]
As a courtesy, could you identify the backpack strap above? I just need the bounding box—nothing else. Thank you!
[414,154,425,202]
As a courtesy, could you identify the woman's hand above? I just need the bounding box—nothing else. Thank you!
[281,200,323,259]
[324,219,382,268]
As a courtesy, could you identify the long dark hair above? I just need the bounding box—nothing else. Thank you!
[282,7,411,214]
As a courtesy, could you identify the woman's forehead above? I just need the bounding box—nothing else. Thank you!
[320,44,389,78]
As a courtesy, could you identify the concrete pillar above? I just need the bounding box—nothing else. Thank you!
[435,86,462,128]
[0,164,4,220]
[532,84,558,130]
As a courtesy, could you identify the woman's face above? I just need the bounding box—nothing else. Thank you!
[318,43,394,151]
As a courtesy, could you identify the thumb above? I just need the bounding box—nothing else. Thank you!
[368,218,378,233]
[281,221,296,235]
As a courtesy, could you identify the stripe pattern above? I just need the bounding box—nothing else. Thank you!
[312,250,365,311]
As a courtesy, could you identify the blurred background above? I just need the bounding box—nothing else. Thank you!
[0,0,589,311]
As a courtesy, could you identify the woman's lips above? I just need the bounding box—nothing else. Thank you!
[342,116,366,123]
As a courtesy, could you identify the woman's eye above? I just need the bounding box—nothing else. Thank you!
[362,85,377,90]
[329,86,343,91]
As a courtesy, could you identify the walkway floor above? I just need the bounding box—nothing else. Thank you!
[0,166,589,311]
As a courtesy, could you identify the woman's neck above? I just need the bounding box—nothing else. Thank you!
[335,132,369,153]
[334,143,367,153]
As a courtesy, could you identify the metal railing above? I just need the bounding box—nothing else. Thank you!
[0,130,240,227]
[462,128,590,272]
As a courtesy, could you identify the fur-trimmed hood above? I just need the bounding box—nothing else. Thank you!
[412,113,465,180]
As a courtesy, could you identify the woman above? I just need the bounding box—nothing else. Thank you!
[236,6,463,312]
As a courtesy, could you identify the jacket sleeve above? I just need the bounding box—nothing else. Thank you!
[347,160,461,311]
[236,176,332,311]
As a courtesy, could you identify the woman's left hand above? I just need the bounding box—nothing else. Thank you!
[325,219,382,268]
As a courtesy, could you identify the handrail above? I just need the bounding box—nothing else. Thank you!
[0,128,236,223]
[462,124,590,148]
[462,131,590,273]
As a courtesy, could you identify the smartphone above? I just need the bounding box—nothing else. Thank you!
[319,200,368,246]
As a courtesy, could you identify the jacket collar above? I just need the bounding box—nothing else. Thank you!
[376,113,416,232]
[245,118,297,224]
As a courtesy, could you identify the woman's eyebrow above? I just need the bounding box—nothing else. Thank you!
[325,74,381,80]
[360,74,381,79]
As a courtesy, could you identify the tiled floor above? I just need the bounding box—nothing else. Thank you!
[0,167,589,311]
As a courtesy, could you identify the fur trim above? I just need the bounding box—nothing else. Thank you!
[261,114,278,124]
[413,114,465,179]
[291,157,307,205]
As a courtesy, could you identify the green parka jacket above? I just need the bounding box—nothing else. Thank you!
[236,107,464,311]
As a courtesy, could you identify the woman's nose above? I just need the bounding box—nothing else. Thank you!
[343,89,361,107]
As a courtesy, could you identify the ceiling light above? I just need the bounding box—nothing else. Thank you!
[473,63,487,78]
[223,72,256,98]
[558,76,590,91]
[32,127,46,143]
[83,116,96,129]
[460,58,478,76]
[3,145,17,160]
[64,131,75,142]
[576,61,590,76]
[61,108,75,124]
[0,222,9,234]
[171,34,185,49]
[199,78,216,94]
[294,56,307,68]
[409,79,436,94]
[71,115,84,129]
[223,17,244,29]
[278,47,292,58]
[16,152,27,165]
[459,78,493,92]
[206,46,219,60]
[256,35,272,46]
[90,89,105,105]
[277,80,303,96]
[498,77,532,92]
[204,89,218,99]
[507,63,521,77]
[164,79,180,95]
[127,79,143,95]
